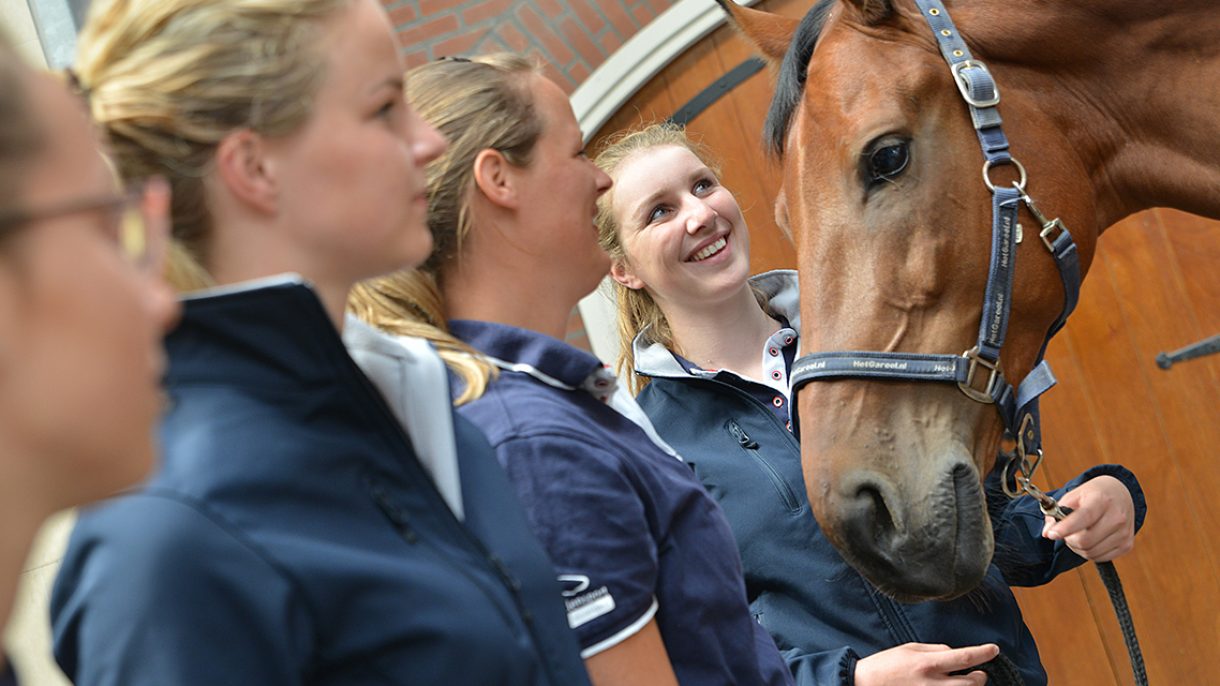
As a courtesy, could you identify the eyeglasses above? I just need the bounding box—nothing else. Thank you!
[0,182,165,275]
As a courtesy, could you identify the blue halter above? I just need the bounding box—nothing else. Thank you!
[788,0,1082,492]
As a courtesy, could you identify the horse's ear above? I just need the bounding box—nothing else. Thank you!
[715,0,798,63]
[841,0,893,25]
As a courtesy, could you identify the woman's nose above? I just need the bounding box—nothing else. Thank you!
[410,108,447,166]
[684,197,717,234]
[594,166,612,196]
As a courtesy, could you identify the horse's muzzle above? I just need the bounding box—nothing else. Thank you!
[831,459,993,602]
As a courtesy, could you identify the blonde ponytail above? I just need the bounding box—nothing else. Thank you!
[349,53,543,404]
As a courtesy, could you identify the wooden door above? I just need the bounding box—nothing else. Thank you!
[588,1,1220,683]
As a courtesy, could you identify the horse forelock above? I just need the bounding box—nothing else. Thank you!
[765,0,835,158]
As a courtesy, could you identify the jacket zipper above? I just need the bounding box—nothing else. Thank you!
[866,583,919,644]
[368,480,523,630]
[345,358,563,684]
[725,418,800,512]
[655,374,920,644]
[683,376,801,451]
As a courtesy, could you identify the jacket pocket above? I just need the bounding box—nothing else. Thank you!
[725,419,800,512]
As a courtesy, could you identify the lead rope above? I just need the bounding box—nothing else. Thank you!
[1006,455,1149,686]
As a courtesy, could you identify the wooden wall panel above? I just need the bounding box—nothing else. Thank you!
[1018,211,1220,685]
[589,3,1220,683]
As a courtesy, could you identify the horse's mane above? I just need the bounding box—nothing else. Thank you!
[765,0,835,157]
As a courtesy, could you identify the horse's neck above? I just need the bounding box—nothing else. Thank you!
[971,2,1220,228]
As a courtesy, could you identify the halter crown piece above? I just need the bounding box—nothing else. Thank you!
[788,0,1082,504]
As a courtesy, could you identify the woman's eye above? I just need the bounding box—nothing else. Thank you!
[375,99,398,119]
[693,179,714,194]
[866,140,910,185]
[647,206,669,223]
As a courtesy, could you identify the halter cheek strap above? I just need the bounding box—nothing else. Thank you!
[788,0,1082,490]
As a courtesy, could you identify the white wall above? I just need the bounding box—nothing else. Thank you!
[5,512,74,686]
[0,0,48,67]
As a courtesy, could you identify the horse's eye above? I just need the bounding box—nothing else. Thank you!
[867,141,910,184]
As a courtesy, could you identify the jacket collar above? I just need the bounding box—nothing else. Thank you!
[449,319,605,390]
[166,274,353,390]
[343,318,466,520]
[449,319,684,460]
[633,269,801,379]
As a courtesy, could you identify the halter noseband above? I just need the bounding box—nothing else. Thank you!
[788,0,1083,495]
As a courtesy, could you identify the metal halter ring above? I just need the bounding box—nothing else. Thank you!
[982,157,1027,192]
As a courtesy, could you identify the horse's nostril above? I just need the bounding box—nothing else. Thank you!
[950,463,981,517]
[855,482,896,548]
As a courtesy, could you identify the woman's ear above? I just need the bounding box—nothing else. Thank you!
[472,148,517,209]
[214,130,277,215]
[610,259,644,290]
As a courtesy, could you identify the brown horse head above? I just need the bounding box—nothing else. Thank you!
[721,0,1220,600]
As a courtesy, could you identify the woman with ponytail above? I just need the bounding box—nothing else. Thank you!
[49,3,589,685]
[350,55,792,686]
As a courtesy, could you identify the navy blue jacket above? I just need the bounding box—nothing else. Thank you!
[50,279,591,686]
[634,271,1146,686]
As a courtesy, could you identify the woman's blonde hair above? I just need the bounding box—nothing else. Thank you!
[349,54,542,404]
[73,0,349,289]
[593,122,722,393]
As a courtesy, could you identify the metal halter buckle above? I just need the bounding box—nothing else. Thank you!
[1039,218,1069,253]
[951,60,1001,107]
[1015,413,1038,457]
[958,347,1001,403]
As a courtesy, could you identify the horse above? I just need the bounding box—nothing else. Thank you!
[716,0,1220,601]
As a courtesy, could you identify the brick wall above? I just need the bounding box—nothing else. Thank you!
[383,0,678,93]
[385,1,663,353]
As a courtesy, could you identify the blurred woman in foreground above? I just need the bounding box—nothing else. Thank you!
[0,33,177,685]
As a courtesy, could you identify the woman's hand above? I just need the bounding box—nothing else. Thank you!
[1042,475,1136,561]
[854,642,998,685]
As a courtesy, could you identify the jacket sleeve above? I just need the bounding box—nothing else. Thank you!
[782,645,859,686]
[51,492,313,686]
[985,462,1147,587]
[488,433,660,657]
